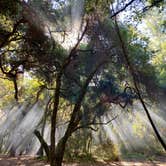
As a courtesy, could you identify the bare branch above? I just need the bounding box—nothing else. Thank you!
[74,115,118,132]
[111,0,136,18]
[60,20,89,72]
[111,0,164,18]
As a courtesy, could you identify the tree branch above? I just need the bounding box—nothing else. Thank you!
[34,130,50,161]
[74,115,118,132]
[111,0,136,18]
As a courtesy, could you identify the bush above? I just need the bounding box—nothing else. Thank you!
[93,139,119,161]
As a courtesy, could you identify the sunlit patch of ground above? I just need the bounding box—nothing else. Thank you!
[0,155,49,166]
[64,157,166,166]
[0,155,165,166]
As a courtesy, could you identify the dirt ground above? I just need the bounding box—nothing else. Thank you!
[0,155,165,166]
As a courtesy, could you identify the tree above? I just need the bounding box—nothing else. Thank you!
[140,7,166,88]
[0,0,165,166]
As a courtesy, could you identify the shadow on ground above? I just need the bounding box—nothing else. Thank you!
[0,155,165,166]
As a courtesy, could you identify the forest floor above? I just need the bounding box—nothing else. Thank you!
[0,155,165,166]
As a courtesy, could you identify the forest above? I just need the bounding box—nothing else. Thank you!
[0,0,166,166]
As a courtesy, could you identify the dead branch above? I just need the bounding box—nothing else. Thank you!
[73,115,118,132]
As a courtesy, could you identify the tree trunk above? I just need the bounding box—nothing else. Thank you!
[136,90,166,151]
[114,19,166,151]
[50,75,62,166]
[34,130,50,161]
[38,98,50,156]
[54,136,68,166]
[52,63,105,166]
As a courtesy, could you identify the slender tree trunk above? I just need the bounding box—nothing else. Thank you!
[13,77,19,101]
[135,88,166,151]
[114,19,166,151]
[34,130,50,160]
[50,75,62,166]
[38,101,49,156]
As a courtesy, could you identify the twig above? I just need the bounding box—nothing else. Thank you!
[74,115,118,132]
[111,0,136,18]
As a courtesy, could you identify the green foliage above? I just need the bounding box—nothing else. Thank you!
[93,139,119,161]
[65,132,119,162]
[22,75,44,100]
[85,0,113,15]
[140,7,166,88]
[0,0,20,17]
[0,73,15,108]
[65,129,92,157]
[147,0,164,6]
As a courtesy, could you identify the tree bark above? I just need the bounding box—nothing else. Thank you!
[38,99,50,156]
[54,136,68,166]
[34,130,50,160]
[50,75,62,166]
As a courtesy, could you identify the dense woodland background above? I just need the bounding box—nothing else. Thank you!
[0,0,166,166]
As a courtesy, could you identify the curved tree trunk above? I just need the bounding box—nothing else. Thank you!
[38,98,51,156]
[34,130,50,161]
